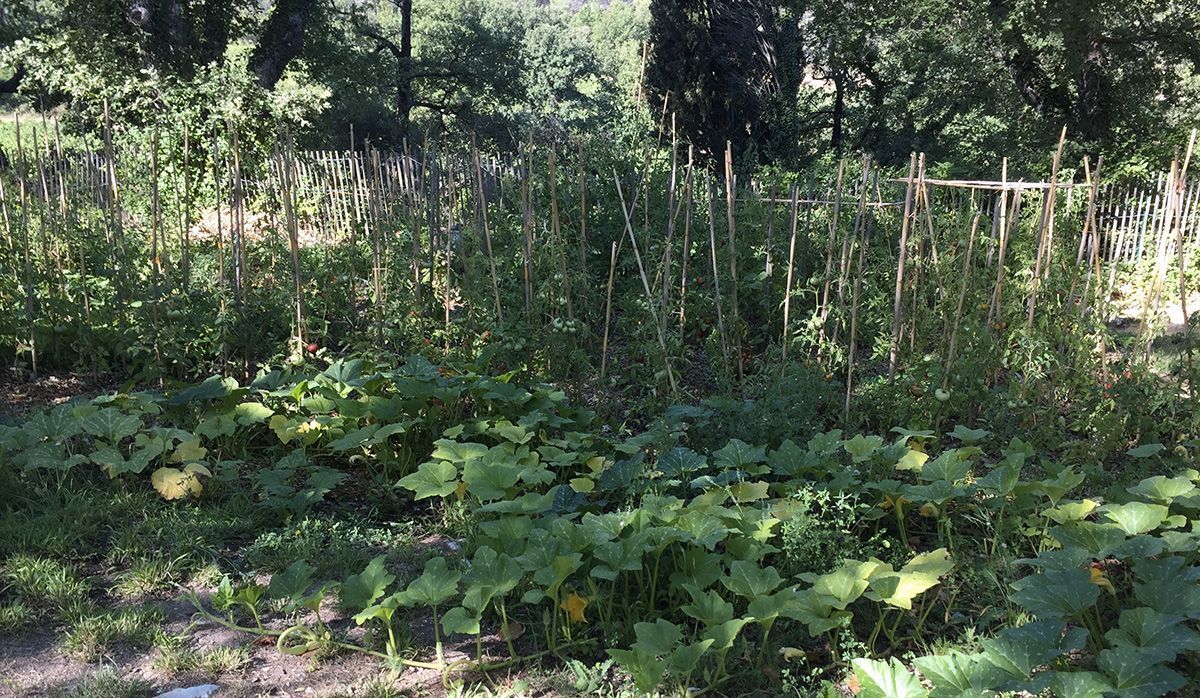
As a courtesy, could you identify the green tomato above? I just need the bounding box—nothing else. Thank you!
[934,388,951,402]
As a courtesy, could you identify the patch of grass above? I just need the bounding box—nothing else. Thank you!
[187,562,224,589]
[49,665,153,698]
[0,486,156,559]
[241,515,421,578]
[112,556,187,597]
[105,493,266,566]
[0,599,34,630]
[152,639,251,677]
[1,553,90,611]
[62,605,165,661]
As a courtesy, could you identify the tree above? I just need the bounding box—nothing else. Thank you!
[1,0,320,111]
[645,0,804,167]
[988,0,1200,146]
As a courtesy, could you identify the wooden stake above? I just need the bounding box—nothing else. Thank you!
[614,171,678,395]
[1026,127,1067,332]
[724,142,743,381]
[600,240,619,379]
[942,213,981,391]
[887,153,918,381]
[781,182,803,365]
[472,135,502,322]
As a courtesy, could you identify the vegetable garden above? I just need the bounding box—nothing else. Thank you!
[2,112,1200,697]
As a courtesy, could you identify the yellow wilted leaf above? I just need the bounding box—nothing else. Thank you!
[183,463,212,477]
[779,647,806,662]
[569,477,595,493]
[560,592,588,623]
[585,456,605,474]
[152,467,203,500]
[170,438,207,463]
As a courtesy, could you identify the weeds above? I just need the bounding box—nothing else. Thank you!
[62,606,165,660]
[152,638,251,677]
[1,554,90,611]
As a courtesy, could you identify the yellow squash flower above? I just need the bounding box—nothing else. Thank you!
[560,592,589,623]
[1089,566,1115,595]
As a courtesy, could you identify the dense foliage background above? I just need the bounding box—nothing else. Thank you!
[3,0,1198,172]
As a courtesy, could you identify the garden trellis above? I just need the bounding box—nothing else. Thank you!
[1,114,1197,421]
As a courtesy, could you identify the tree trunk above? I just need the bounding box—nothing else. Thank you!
[1076,37,1104,143]
[0,65,24,94]
[396,0,414,136]
[831,68,845,155]
[251,0,319,89]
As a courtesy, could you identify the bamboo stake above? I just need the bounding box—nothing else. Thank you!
[1026,127,1068,332]
[1139,157,1181,351]
[368,147,385,344]
[444,161,455,354]
[614,171,678,395]
[550,148,573,323]
[986,158,1010,324]
[887,153,918,381]
[212,127,225,289]
[150,129,162,281]
[835,156,872,345]
[942,213,981,391]
[472,136,502,322]
[844,180,874,422]
[520,144,534,317]
[181,123,191,291]
[817,161,847,366]
[781,182,803,366]
[659,123,679,326]
[278,131,305,355]
[150,128,164,377]
[52,121,79,321]
[707,181,731,379]
[724,142,743,381]
[577,141,588,280]
[1078,157,1105,319]
[230,122,246,306]
[1067,156,1102,311]
[404,138,421,307]
[1174,132,1196,382]
[600,240,619,379]
[678,148,694,336]
[15,113,37,376]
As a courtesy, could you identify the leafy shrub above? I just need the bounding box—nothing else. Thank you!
[776,485,892,579]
